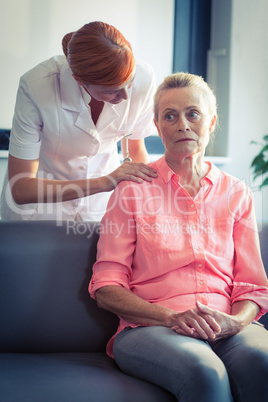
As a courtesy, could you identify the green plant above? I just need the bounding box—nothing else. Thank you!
[251,135,268,188]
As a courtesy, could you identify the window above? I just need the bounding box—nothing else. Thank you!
[173,0,212,80]
[173,0,232,158]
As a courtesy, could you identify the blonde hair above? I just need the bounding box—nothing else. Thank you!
[154,72,218,125]
[62,21,135,86]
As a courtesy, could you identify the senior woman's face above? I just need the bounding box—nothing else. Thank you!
[154,87,215,157]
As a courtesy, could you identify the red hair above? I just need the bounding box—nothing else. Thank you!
[62,21,135,86]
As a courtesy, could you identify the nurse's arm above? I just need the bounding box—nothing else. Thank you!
[122,137,149,163]
[8,155,157,204]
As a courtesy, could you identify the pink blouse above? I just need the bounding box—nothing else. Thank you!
[89,156,268,357]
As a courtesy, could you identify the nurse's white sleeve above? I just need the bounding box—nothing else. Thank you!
[130,60,156,140]
[9,76,42,160]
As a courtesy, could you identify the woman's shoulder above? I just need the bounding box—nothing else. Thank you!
[134,59,155,89]
[218,168,247,186]
[216,167,254,201]
[135,58,155,75]
[21,55,68,83]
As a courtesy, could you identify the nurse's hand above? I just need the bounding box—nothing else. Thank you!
[105,162,158,190]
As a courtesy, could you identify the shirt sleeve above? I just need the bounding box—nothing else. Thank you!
[231,185,268,319]
[8,75,42,160]
[89,182,137,299]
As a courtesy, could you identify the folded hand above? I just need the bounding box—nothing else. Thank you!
[171,301,242,340]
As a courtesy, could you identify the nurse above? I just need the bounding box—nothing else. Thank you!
[0,21,157,222]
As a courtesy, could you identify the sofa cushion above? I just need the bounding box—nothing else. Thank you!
[0,353,176,402]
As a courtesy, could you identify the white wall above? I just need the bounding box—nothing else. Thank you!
[225,0,268,223]
[0,0,174,128]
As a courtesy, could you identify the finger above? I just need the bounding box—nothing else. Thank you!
[201,314,221,334]
[189,315,219,340]
[123,162,158,178]
[191,321,213,339]
[196,302,221,334]
[196,301,213,314]
[173,325,204,339]
[172,326,199,337]
[124,169,156,182]
[174,319,209,339]
[123,175,144,183]
[172,311,213,339]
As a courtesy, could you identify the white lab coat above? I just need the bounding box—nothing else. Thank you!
[0,56,156,222]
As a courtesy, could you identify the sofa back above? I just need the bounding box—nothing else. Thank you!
[0,221,119,353]
[0,220,267,354]
[258,222,268,329]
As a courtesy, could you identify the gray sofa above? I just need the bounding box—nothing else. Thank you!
[0,220,267,402]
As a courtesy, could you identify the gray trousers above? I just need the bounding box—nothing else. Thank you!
[113,323,268,402]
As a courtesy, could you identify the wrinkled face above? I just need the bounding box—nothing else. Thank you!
[81,74,135,104]
[154,87,216,158]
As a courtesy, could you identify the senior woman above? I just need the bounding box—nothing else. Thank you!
[89,72,268,401]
